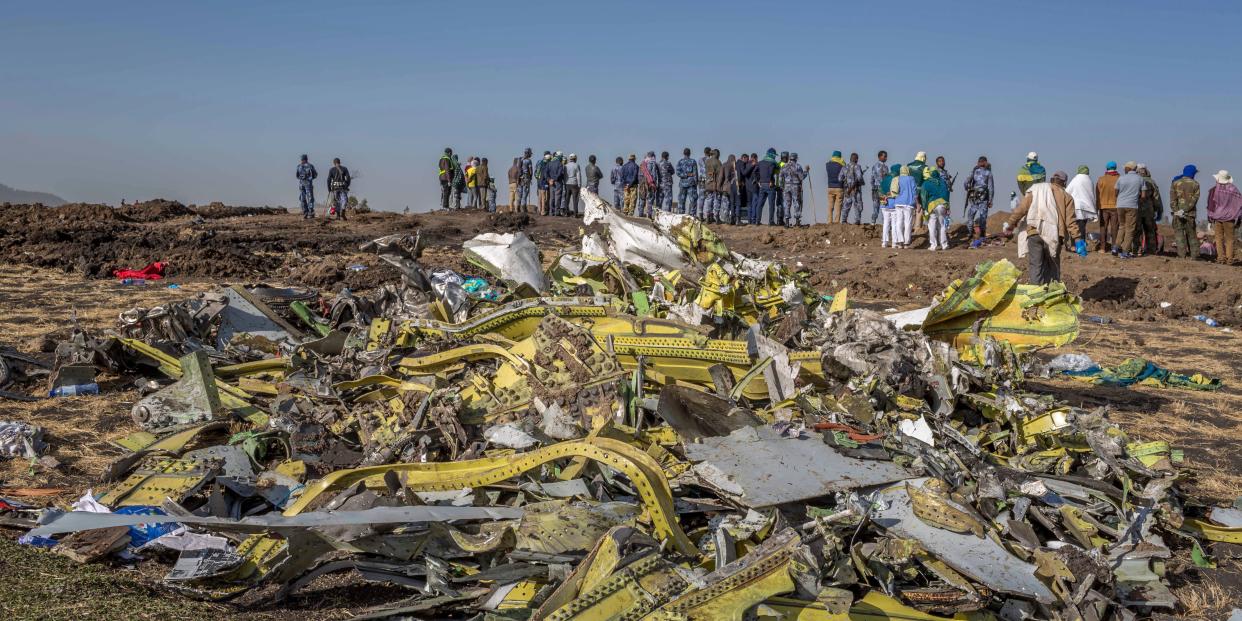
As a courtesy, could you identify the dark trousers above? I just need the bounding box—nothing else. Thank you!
[440,182,451,210]
[564,185,581,216]
[751,185,777,225]
[1137,208,1158,254]
[1027,235,1061,285]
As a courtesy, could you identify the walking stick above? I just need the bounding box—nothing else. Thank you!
[806,171,817,225]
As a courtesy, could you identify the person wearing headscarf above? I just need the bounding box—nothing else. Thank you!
[892,165,919,249]
[1095,161,1121,252]
[1016,152,1047,195]
[1169,165,1200,259]
[920,169,951,250]
[1206,170,1242,264]
[907,151,930,233]
[1065,165,1097,248]
[1136,165,1162,255]
[1002,171,1082,285]
[879,163,901,248]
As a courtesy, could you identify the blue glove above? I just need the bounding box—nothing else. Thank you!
[1075,239,1088,257]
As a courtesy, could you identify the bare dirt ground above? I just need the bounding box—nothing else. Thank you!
[0,201,1239,619]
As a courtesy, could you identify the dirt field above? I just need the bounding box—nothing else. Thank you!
[0,202,1239,620]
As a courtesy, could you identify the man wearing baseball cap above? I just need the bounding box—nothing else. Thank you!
[1095,161,1121,252]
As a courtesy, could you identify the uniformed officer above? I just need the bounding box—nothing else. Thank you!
[296,154,318,219]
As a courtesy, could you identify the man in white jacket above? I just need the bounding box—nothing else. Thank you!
[1065,165,1097,251]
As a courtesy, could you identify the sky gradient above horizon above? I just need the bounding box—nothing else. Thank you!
[4,1,1242,213]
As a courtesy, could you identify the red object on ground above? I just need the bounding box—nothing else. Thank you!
[812,421,885,442]
[113,261,167,280]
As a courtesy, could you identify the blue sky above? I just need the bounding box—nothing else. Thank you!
[3,1,1240,212]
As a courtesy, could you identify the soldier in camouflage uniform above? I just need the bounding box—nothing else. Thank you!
[658,151,675,212]
[868,151,889,224]
[517,148,533,213]
[676,148,698,215]
[610,156,625,208]
[296,154,318,219]
[696,147,710,218]
[1169,165,1200,259]
[780,153,807,227]
[840,152,866,225]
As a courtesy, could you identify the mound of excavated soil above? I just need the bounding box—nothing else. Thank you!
[0,202,1237,324]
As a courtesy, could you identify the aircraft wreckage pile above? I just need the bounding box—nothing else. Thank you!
[11,192,1240,620]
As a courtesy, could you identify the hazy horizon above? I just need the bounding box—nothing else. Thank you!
[5,1,1242,214]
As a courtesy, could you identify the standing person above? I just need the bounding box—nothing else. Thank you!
[564,154,582,217]
[1095,161,1121,251]
[935,155,955,235]
[451,152,466,210]
[639,151,660,217]
[1207,170,1241,265]
[781,153,807,227]
[296,154,318,219]
[675,148,698,215]
[1169,165,1200,259]
[1016,152,1047,195]
[753,148,780,226]
[722,153,738,224]
[696,147,711,219]
[610,156,625,208]
[921,169,951,250]
[658,151,675,212]
[465,157,479,209]
[621,154,640,214]
[775,151,789,225]
[486,176,498,212]
[476,158,491,211]
[907,152,929,232]
[825,150,845,223]
[963,156,995,241]
[507,157,522,212]
[840,152,866,225]
[1065,165,1098,247]
[327,157,351,220]
[1114,161,1144,258]
[892,165,919,249]
[868,150,889,225]
[544,153,565,216]
[733,154,753,224]
[1001,171,1083,285]
[880,163,900,247]
[1136,165,1161,255]
[518,148,534,212]
[585,155,603,195]
[703,149,723,223]
[437,149,453,211]
[536,152,551,215]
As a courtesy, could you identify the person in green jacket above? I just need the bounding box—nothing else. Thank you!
[920,170,951,250]
[1169,165,1200,259]
[1017,151,1047,195]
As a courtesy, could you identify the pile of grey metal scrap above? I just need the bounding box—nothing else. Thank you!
[10,196,1239,620]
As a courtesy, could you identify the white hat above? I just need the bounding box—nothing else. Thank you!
[568,153,577,160]
[1027,151,1038,160]
[1215,170,1233,184]
[915,151,927,160]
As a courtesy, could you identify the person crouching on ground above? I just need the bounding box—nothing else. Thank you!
[1002,171,1083,285]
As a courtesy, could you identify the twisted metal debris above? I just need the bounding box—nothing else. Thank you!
[11,189,1239,620]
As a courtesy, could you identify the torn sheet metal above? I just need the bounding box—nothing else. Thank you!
[654,385,761,440]
[463,231,548,293]
[581,190,689,274]
[30,505,525,538]
[0,420,44,459]
[867,478,1055,603]
[217,285,300,352]
[684,425,911,507]
[131,350,223,431]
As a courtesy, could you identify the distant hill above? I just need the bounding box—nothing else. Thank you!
[0,182,66,206]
